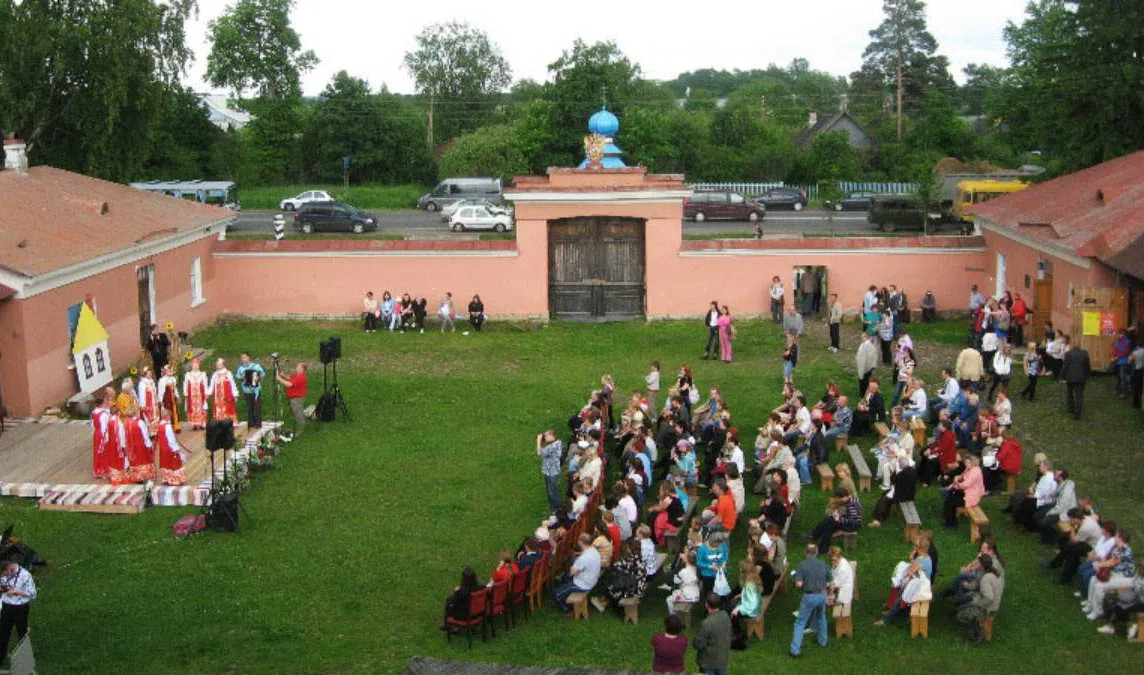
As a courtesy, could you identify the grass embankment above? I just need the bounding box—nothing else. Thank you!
[240,184,428,211]
[3,319,1141,672]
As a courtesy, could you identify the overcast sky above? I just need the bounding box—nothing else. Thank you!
[183,0,1033,96]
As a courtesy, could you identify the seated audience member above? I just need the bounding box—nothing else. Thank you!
[467,294,485,332]
[592,520,614,569]
[902,378,928,420]
[851,379,886,437]
[669,439,699,487]
[490,549,519,585]
[696,531,730,600]
[810,487,862,552]
[928,368,960,423]
[758,470,791,530]
[1082,530,1135,622]
[1043,507,1101,584]
[1035,469,1076,542]
[592,539,648,615]
[724,463,746,514]
[650,614,688,674]
[835,463,857,498]
[828,545,855,611]
[705,480,738,534]
[1006,456,1057,529]
[665,550,701,615]
[951,392,981,448]
[943,537,1005,604]
[441,567,483,629]
[942,455,985,528]
[964,406,999,455]
[870,453,918,528]
[824,396,852,443]
[398,293,416,330]
[554,534,602,614]
[1077,520,1119,598]
[919,419,957,486]
[993,387,1012,428]
[954,554,1004,644]
[1095,560,1144,638]
[516,538,543,573]
[983,428,1022,492]
[729,559,762,649]
[875,560,932,627]
[379,291,396,331]
[636,524,659,578]
[569,481,589,518]
[647,482,685,545]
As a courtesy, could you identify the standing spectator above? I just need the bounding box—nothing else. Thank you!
[1110,328,1134,398]
[146,323,171,375]
[782,335,799,382]
[438,292,456,334]
[0,559,36,662]
[856,332,878,396]
[799,268,817,316]
[769,276,785,323]
[362,291,379,332]
[989,344,1013,400]
[235,353,265,430]
[955,345,985,392]
[921,290,937,323]
[467,294,485,332]
[1131,341,1144,409]
[783,305,804,337]
[789,543,830,657]
[536,430,564,514]
[1020,342,1042,401]
[1044,332,1067,380]
[1060,341,1092,420]
[554,534,602,614]
[275,362,308,437]
[645,361,661,415]
[717,305,734,364]
[878,309,895,365]
[651,614,688,673]
[702,301,720,360]
[1011,293,1028,345]
[827,293,842,353]
[693,593,732,675]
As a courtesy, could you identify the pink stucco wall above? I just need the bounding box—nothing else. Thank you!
[0,236,220,415]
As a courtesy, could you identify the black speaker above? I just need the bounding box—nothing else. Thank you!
[315,393,336,422]
[205,420,235,451]
[319,335,342,364]
[207,491,239,532]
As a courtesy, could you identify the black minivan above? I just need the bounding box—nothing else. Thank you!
[293,202,377,234]
[867,194,939,232]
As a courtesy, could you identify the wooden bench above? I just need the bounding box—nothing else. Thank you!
[841,531,858,551]
[662,498,697,557]
[1130,613,1144,643]
[746,584,782,640]
[833,433,849,451]
[981,615,994,641]
[957,505,990,543]
[567,591,589,620]
[833,560,858,638]
[1005,474,1017,494]
[900,501,921,543]
[816,463,835,492]
[910,420,927,448]
[846,444,872,492]
[673,601,695,630]
[909,600,930,639]
[618,595,641,624]
[874,421,891,438]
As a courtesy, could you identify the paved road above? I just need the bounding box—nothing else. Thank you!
[231,209,950,236]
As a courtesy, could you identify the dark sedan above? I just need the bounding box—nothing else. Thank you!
[754,187,808,211]
[833,190,877,211]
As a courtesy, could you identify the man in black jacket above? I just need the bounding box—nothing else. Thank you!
[851,379,886,436]
[702,301,720,360]
[1060,344,1092,419]
[869,453,918,526]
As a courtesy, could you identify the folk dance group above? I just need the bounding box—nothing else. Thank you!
[89,358,244,486]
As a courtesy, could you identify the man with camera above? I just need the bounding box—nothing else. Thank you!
[276,361,308,438]
[1,559,36,664]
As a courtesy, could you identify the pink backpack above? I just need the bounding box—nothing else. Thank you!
[173,514,206,538]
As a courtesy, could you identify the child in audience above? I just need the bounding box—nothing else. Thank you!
[490,549,519,585]
[637,524,659,578]
[665,550,701,615]
[645,362,661,416]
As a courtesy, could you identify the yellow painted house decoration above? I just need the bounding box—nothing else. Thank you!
[72,302,112,393]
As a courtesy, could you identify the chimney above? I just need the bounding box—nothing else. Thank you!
[807,111,818,129]
[3,135,28,175]
[839,94,849,113]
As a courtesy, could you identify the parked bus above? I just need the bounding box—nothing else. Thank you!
[129,180,240,210]
[953,180,1029,223]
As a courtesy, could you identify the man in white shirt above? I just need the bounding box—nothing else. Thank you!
[828,549,854,608]
[856,333,879,397]
[769,276,785,323]
[828,293,843,352]
[929,368,960,423]
[0,560,36,660]
[903,380,928,419]
[1044,507,1102,584]
[554,534,601,613]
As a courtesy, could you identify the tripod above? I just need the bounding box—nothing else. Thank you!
[270,356,285,433]
[199,442,251,531]
[321,358,351,421]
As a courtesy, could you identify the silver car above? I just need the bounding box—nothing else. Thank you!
[439,198,511,222]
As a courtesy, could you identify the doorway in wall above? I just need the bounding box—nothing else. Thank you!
[548,217,646,320]
[792,266,828,317]
[137,264,155,347]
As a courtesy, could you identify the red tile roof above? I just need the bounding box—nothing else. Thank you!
[0,166,232,277]
[969,150,1144,275]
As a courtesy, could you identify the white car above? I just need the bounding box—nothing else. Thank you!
[279,190,334,211]
[439,198,510,222]
[449,205,514,232]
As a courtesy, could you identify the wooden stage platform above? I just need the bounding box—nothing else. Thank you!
[0,418,273,514]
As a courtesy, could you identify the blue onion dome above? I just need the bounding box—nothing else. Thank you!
[588,107,620,136]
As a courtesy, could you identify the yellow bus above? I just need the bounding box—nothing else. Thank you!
[954,180,1029,223]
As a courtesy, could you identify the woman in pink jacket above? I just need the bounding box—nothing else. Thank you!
[943,455,985,527]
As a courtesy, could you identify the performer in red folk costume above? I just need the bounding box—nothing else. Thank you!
[182,358,209,430]
[209,358,238,424]
[91,387,116,479]
[108,402,129,485]
[156,410,187,486]
[157,364,181,433]
[137,366,160,437]
[125,409,155,483]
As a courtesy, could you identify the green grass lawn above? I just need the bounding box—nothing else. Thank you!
[240,184,428,211]
[3,319,1142,673]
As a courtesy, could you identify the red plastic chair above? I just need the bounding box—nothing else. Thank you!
[445,587,489,648]
[527,557,549,611]
[487,579,511,636]
[508,567,530,627]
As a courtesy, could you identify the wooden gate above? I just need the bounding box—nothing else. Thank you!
[549,217,646,320]
[1070,286,1128,367]
[1031,276,1053,341]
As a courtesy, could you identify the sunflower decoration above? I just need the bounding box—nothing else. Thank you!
[129,366,139,376]
[584,133,606,165]
[165,321,175,332]
[183,351,193,362]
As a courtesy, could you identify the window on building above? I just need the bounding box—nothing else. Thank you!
[95,348,106,372]
[82,354,93,379]
[191,257,205,306]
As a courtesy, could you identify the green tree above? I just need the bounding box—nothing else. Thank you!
[143,87,226,179]
[205,0,317,99]
[0,0,195,180]
[304,71,434,184]
[959,63,1006,116]
[859,0,953,140]
[240,98,307,185]
[403,21,512,145]
[438,124,528,182]
[806,131,862,181]
[547,40,641,157]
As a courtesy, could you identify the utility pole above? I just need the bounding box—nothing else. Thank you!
[426,93,435,147]
[892,61,901,142]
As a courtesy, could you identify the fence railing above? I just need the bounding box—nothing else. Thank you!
[689,181,921,201]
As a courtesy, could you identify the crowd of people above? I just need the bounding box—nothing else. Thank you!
[361,290,486,334]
